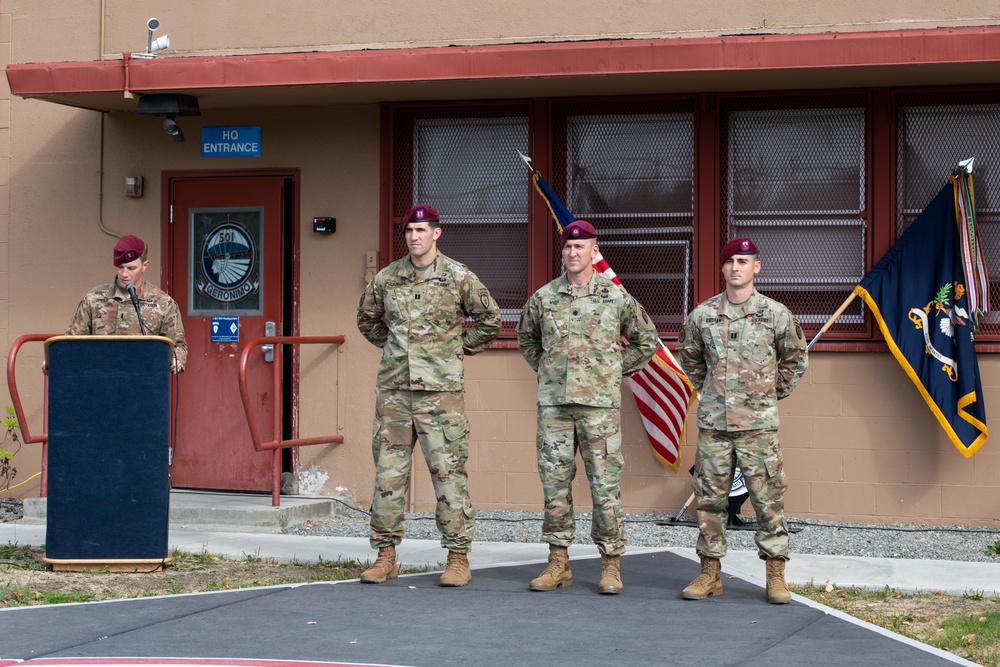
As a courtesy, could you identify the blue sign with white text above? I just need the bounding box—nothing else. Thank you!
[201,126,262,157]
[211,316,240,343]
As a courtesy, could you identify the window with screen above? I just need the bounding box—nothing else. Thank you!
[721,98,868,334]
[551,100,696,333]
[390,104,530,331]
[896,92,1000,337]
[387,89,1000,348]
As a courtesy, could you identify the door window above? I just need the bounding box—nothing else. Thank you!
[190,207,264,315]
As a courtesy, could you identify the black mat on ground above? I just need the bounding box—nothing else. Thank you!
[0,551,955,666]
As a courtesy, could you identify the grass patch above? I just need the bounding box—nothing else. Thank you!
[0,543,429,609]
[794,583,1000,666]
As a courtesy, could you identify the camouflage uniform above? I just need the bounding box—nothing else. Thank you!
[357,252,500,553]
[517,272,658,555]
[677,289,808,561]
[67,279,188,371]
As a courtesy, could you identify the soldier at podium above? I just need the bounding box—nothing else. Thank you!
[67,234,188,373]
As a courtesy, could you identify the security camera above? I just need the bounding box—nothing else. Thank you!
[136,18,169,58]
[163,117,185,143]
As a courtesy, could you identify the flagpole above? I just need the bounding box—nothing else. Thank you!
[807,291,857,351]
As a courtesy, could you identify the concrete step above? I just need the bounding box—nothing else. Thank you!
[22,490,337,534]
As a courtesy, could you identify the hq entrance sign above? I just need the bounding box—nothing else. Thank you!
[201,126,262,157]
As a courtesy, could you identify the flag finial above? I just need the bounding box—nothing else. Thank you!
[517,152,533,172]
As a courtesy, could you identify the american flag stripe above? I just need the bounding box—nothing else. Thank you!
[594,253,695,471]
[629,377,683,466]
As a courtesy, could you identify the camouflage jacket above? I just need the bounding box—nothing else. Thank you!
[517,272,659,408]
[677,289,808,431]
[67,278,189,370]
[357,252,501,391]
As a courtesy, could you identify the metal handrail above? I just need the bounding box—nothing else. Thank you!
[7,333,57,446]
[7,333,60,495]
[238,335,347,505]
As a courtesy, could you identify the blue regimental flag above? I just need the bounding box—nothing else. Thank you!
[854,175,988,457]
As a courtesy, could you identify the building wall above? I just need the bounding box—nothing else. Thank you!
[3,1,1000,528]
[90,1,1000,56]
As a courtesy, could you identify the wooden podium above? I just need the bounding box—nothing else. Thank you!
[43,335,175,572]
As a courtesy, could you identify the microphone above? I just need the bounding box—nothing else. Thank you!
[125,279,148,335]
[125,280,139,308]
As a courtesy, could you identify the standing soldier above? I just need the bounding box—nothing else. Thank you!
[67,234,187,373]
[676,238,808,604]
[357,204,501,587]
[518,220,658,595]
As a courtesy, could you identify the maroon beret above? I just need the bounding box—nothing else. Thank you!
[401,204,440,225]
[721,238,758,263]
[113,235,146,266]
[559,220,597,247]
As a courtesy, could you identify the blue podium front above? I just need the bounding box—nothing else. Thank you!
[44,335,174,571]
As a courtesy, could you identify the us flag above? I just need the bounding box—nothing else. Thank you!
[529,164,696,471]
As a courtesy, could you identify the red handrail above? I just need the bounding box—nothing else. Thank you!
[7,333,60,495]
[238,335,347,505]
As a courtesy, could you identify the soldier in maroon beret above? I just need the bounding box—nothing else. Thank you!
[676,238,808,604]
[358,203,501,588]
[66,234,188,373]
[518,218,658,595]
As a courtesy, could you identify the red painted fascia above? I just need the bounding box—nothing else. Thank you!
[8,26,1000,97]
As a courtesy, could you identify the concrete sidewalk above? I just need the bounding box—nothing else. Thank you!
[2,519,998,597]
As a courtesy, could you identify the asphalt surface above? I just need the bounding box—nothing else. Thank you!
[1,491,995,666]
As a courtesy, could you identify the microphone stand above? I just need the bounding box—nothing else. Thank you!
[125,280,148,335]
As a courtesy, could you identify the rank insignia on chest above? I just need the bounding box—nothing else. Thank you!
[729,332,738,341]
[415,293,421,300]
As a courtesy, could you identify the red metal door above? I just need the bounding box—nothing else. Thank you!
[168,175,286,491]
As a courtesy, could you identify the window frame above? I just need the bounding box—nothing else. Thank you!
[382,86,1000,351]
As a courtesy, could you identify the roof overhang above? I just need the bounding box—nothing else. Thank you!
[7,26,1000,112]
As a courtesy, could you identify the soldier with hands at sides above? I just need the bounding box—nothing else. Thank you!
[357,204,501,587]
[676,238,808,604]
[518,220,658,595]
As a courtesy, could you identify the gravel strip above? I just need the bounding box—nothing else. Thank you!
[5,498,998,563]
[286,504,1000,564]
[0,499,21,523]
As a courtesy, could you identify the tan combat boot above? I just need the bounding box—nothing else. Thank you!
[766,558,791,604]
[360,546,398,584]
[598,554,623,595]
[681,556,723,599]
[439,551,472,587]
[529,545,573,591]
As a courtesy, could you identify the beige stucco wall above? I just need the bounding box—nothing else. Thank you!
[447,352,1000,527]
[85,0,1000,57]
[2,1,1000,528]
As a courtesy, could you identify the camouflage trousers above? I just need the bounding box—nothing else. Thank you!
[693,429,789,561]
[369,389,476,553]
[535,405,626,556]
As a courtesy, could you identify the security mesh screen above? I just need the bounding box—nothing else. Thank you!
[551,100,696,334]
[721,97,868,335]
[896,92,1000,337]
[391,105,530,332]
